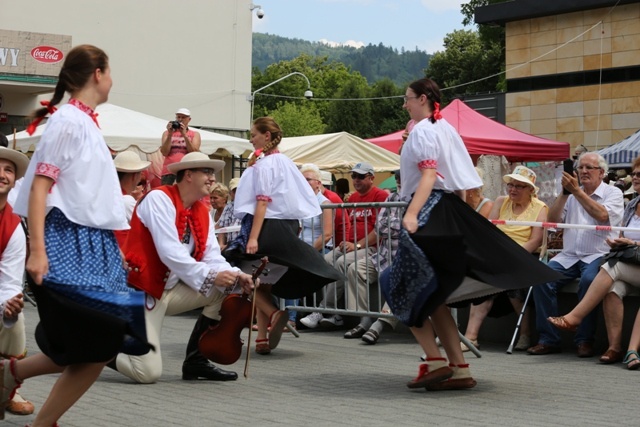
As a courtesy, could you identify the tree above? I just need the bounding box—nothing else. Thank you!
[269,101,326,137]
[325,77,372,137]
[426,29,503,101]
[369,78,408,137]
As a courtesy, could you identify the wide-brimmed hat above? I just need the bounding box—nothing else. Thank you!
[228,177,240,191]
[167,152,225,174]
[320,171,333,186]
[0,146,29,180]
[351,162,375,176]
[503,165,538,193]
[113,151,151,173]
[176,108,191,116]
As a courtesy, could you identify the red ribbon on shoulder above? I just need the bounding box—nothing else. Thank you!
[432,102,442,121]
[26,101,57,135]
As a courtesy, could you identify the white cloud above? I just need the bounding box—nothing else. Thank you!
[319,38,365,48]
[420,0,465,13]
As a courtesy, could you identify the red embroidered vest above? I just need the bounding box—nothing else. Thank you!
[0,204,21,257]
[113,188,130,250]
[125,185,210,299]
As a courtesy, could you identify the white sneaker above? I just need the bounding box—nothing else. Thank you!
[300,312,323,329]
[319,315,344,327]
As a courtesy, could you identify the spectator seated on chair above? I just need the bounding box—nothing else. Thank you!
[548,155,640,366]
[527,153,623,358]
[300,162,387,329]
[462,166,547,352]
[343,170,403,344]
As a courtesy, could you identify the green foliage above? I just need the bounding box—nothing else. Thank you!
[269,101,326,137]
[253,33,430,86]
[252,56,409,138]
[325,77,372,136]
[426,29,503,100]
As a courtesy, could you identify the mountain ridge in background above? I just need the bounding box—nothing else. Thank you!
[252,32,431,86]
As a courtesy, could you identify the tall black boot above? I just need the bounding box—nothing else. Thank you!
[182,314,238,381]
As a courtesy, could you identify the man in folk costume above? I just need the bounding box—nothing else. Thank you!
[112,151,151,248]
[0,147,34,416]
[111,152,255,383]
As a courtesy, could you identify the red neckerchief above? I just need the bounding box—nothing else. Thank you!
[0,204,21,256]
[69,98,100,128]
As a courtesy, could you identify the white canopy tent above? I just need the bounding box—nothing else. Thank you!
[11,103,252,157]
[278,131,400,173]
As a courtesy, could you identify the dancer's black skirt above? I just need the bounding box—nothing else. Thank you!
[381,191,564,327]
[223,216,341,299]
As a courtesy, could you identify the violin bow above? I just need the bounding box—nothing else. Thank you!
[244,256,269,379]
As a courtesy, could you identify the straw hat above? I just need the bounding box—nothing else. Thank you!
[113,151,151,173]
[167,152,225,174]
[228,177,240,191]
[503,165,538,193]
[0,146,29,179]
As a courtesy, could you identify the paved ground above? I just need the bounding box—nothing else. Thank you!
[4,305,638,427]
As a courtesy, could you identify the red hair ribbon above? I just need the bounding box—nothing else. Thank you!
[432,102,442,121]
[26,100,58,135]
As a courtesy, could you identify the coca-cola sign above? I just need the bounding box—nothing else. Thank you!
[30,46,63,64]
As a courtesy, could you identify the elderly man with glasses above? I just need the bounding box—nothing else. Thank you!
[528,152,624,357]
[301,162,388,329]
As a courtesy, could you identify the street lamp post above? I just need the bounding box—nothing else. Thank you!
[247,71,313,122]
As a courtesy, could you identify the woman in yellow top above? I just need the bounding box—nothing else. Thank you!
[462,166,547,351]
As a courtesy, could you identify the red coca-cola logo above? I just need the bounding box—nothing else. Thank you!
[30,46,64,64]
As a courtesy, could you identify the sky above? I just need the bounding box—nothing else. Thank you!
[251,0,472,54]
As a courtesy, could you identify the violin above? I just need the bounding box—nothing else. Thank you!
[198,257,268,365]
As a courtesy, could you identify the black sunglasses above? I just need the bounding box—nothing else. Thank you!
[351,173,370,180]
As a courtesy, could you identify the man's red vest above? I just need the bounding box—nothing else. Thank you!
[125,185,210,299]
[0,204,21,257]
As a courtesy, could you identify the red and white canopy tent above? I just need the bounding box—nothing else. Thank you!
[367,99,570,162]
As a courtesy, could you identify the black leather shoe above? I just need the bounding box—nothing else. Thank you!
[182,362,238,381]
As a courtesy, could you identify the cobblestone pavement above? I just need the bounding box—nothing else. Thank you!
[4,305,637,426]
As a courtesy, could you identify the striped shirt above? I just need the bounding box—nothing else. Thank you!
[552,181,624,268]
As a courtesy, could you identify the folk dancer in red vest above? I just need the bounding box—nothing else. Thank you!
[112,152,268,383]
[0,147,34,418]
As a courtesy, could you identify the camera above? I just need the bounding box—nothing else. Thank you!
[256,8,265,19]
[171,120,181,130]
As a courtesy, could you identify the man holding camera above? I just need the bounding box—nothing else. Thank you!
[160,108,202,185]
[528,152,623,357]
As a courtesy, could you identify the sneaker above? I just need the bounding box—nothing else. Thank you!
[319,315,344,328]
[300,312,323,329]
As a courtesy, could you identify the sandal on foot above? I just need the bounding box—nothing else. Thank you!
[255,339,271,355]
[267,310,289,350]
[362,329,379,345]
[426,377,478,391]
[0,358,21,421]
[460,339,479,352]
[547,316,578,332]
[599,348,623,364]
[344,325,367,339]
[623,350,640,370]
[406,360,453,389]
[426,363,477,391]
